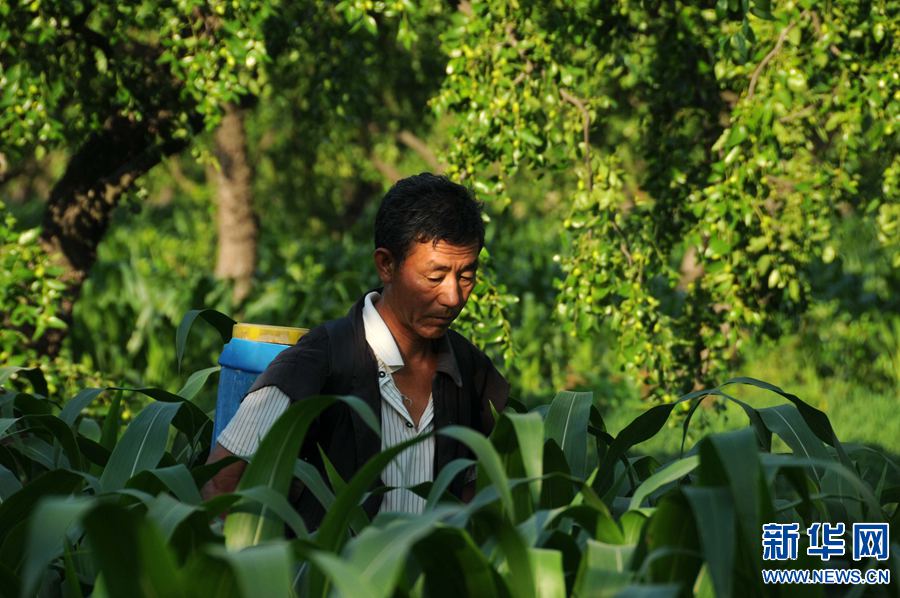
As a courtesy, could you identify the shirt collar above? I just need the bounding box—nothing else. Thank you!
[361,291,463,387]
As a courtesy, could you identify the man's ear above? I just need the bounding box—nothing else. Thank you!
[373,248,395,284]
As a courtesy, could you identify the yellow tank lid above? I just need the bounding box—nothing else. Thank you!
[232,323,308,345]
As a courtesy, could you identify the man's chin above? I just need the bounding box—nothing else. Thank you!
[416,322,451,339]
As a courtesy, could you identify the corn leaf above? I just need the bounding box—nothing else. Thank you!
[682,486,734,598]
[58,388,105,427]
[22,495,94,597]
[628,455,698,510]
[175,309,235,373]
[544,390,593,479]
[99,401,182,491]
[225,395,377,549]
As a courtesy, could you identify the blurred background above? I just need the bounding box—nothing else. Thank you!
[2,0,897,455]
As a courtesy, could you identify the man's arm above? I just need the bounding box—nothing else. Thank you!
[201,385,291,500]
[201,443,246,500]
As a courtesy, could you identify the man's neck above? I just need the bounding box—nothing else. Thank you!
[373,292,432,363]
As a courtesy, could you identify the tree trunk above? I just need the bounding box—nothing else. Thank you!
[36,115,187,357]
[211,104,258,305]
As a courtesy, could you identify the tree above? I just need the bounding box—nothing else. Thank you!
[432,0,898,397]
[1,0,277,354]
[0,0,450,357]
[210,103,257,305]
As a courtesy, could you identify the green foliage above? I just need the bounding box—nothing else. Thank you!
[433,0,899,397]
[0,203,112,397]
[0,203,65,357]
[0,0,274,161]
[1,339,896,596]
[5,0,895,414]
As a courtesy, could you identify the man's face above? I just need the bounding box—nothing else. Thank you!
[377,239,480,340]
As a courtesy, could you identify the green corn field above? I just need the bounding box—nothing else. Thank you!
[0,311,896,598]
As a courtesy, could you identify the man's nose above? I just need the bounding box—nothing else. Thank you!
[438,278,463,309]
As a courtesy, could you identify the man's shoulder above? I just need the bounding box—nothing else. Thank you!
[293,310,356,350]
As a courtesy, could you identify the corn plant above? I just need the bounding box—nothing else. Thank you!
[0,313,897,597]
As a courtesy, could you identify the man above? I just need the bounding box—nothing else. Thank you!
[202,173,509,529]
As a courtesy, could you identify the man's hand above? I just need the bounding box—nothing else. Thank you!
[201,443,247,501]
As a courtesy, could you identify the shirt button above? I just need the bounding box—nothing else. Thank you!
[405,422,414,429]
[378,371,386,378]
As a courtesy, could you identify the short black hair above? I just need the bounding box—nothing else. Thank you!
[374,173,485,264]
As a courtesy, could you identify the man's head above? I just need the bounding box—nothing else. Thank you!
[374,173,485,265]
[373,173,485,340]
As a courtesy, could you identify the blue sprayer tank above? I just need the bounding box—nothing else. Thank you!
[213,323,308,444]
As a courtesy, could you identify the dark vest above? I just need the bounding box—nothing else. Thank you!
[245,291,509,529]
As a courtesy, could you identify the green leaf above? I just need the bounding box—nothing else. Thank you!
[759,454,882,518]
[146,492,203,541]
[698,427,767,585]
[0,463,22,500]
[304,550,378,598]
[232,485,309,538]
[425,458,475,507]
[683,487,735,598]
[176,309,235,373]
[225,395,376,549]
[82,503,184,597]
[759,405,830,468]
[129,464,203,504]
[22,495,94,597]
[180,550,241,598]
[758,404,855,518]
[573,539,635,597]
[594,401,681,496]
[439,426,514,517]
[62,539,84,598]
[642,493,702,586]
[529,548,565,598]
[0,367,48,397]
[112,386,213,452]
[99,401,182,491]
[628,455,699,510]
[750,0,774,19]
[0,417,18,437]
[343,507,458,596]
[540,439,575,508]
[0,469,83,540]
[315,434,429,551]
[100,393,123,452]
[293,458,336,511]
[58,388,105,427]
[491,412,543,517]
[414,527,503,598]
[505,412,543,501]
[544,390,593,479]
[24,414,84,470]
[620,510,648,544]
[176,366,221,402]
[723,377,851,467]
[220,542,294,598]
[615,585,681,598]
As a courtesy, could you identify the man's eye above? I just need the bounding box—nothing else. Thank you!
[427,277,443,283]
[460,275,475,284]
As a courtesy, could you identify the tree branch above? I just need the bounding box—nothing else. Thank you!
[370,155,401,182]
[747,12,810,99]
[397,130,443,172]
[559,88,592,190]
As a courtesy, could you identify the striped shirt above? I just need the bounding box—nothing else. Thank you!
[218,291,464,514]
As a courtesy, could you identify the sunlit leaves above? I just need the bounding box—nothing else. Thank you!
[1,360,899,596]
[434,0,899,398]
